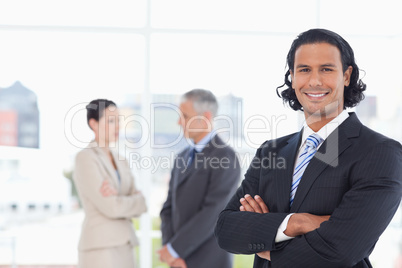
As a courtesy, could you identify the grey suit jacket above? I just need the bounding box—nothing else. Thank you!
[160,135,241,268]
[73,141,147,251]
[215,113,402,268]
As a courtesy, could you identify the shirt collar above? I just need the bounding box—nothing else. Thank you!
[301,110,349,148]
[191,131,216,153]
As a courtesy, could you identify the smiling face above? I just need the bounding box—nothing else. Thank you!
[290,42,352,129]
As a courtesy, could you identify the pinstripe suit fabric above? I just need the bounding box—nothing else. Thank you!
[215,113,402,268]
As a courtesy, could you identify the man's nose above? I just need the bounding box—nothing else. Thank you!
[309,71,323,87]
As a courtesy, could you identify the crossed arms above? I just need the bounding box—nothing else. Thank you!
[215,139,402,267]
[239,194,330,261]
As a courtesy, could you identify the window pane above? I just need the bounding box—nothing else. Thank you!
[151,0,317,32]
[0,31,145,153]
[320,0,402,36]
[348,36,402,142]
[150,33,299,145]
[0,0,147,28]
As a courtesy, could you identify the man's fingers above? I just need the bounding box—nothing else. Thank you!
[257,250,271,261]
[240,197,254,212]
[171,260,187,268]
[239,194,269,214]
[255,195,269,213]
[321,215,330,221]
[244,194,263,213]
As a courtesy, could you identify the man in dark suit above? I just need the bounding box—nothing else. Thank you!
[158,89,241,268]
[215,28,402,268]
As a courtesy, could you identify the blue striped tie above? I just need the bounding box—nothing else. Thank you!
[187,147,196,166]
[290,133,323,207]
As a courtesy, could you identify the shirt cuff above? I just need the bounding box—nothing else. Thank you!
[167,243,180,258]
[275,213,295,243]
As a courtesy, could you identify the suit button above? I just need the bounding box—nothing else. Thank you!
[257,244,261,250]
[253,244,257,250]
[248,244,253,250]
[261,243,265,249]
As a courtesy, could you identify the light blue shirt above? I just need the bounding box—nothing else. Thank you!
[116,170,120,183]
[166,131,216,258]
[193,130,216,153]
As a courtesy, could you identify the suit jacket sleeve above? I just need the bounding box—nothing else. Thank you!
[160,167,175,245]
[270,139,402,267]
[215,143,289,253]
[74,150,147,219]
[216,138,402,268]
[165,148,241,259]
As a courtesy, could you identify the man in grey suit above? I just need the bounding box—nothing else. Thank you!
[158,89,241,268]
[215,29,402,267]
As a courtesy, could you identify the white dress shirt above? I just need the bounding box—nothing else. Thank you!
[275,110,349,242]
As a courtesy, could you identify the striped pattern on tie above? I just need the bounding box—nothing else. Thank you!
[187,147,196,166]
[290,133,323,207]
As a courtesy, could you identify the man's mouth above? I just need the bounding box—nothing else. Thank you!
[306,93,327,98]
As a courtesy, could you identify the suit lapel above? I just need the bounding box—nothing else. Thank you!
[176,135,222,188]
[92,143,120,190]
[290,113,361,212]
[271,132,302,212]
[111,151,125,192]
[176,147,195,187]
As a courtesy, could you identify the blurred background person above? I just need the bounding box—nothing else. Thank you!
[158,89,241,268]
[73,98,147,268]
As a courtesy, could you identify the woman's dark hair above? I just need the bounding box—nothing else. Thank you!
[86,99,117,129]
[276,28,366,111]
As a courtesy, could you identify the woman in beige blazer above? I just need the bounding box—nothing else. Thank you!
[73,99,147,268]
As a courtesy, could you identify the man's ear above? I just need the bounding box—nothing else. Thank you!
[344,66,353,86]
[201,111,213,132]
[203,111,213,121]
[290,69,294,89]
[89,118,98,131]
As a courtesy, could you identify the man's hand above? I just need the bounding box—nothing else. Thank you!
[285,213,330,237]
[100,180,117,197]
[157,245,176,266]
[240,194,269,213]
[240,194,271,261]
[170,258,188,268]
[257,251,271,261]
[239,194,330,261]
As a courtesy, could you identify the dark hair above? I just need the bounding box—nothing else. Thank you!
[276,28,366,111]
[86,99,117,128]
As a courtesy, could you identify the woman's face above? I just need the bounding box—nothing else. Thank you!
[92,105,120,146]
